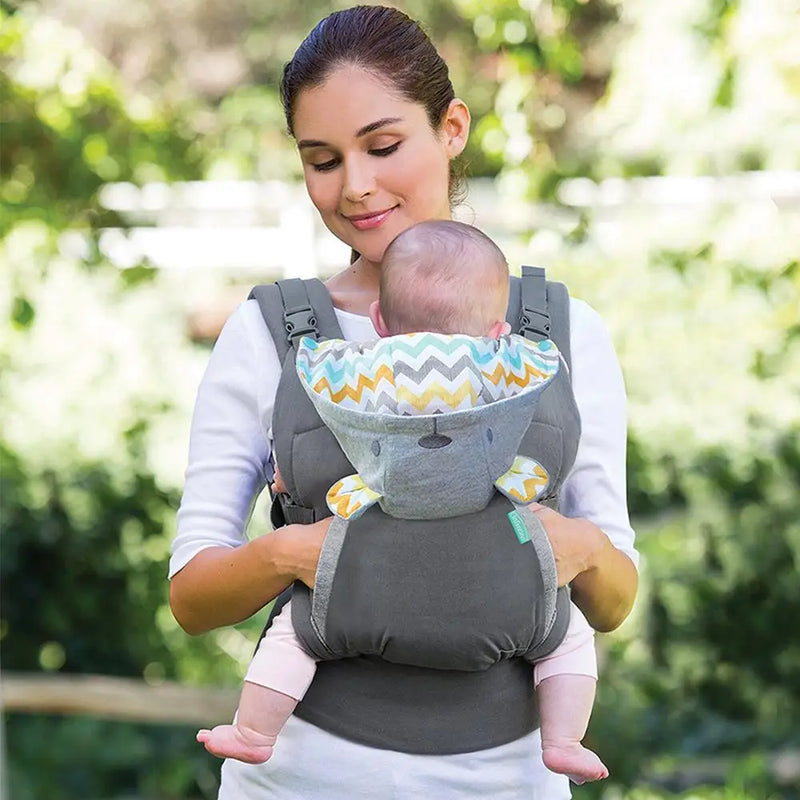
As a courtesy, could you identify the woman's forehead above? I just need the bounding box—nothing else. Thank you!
[292,64,423,141]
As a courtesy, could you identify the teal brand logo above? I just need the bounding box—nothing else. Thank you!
[507,510,530,544]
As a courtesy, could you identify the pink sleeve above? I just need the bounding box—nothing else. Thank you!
[244,600,318,701]
[534,601,597,686]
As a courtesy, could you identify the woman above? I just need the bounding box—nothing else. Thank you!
[169,6,638,798]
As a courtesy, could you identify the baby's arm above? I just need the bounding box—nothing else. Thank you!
[534,602,608,784]
[197,601,317,763]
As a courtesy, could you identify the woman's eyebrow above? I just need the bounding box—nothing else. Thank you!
[356,117,403,137]
[297,117,403,150]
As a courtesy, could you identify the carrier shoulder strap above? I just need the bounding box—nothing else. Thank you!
[507,266,571,373]
[248,278,343,363]
[252,270,568,368]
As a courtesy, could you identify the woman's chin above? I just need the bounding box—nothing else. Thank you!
[350,242,390,267]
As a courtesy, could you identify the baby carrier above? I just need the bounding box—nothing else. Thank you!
[248,267,582,754]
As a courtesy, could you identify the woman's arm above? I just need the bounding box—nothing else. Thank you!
[169,301,322,635]
[528,506,637,632]
[570,526,637,632]
[543,298,640,631]
[170,521,328,635]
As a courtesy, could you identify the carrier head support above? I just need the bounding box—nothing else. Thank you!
[296,332,559,520]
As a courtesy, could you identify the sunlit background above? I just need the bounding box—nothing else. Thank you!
[2,0,799,798]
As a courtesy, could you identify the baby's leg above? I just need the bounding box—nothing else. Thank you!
[537,674,608,783]
[197,682,297,764]
[197,601,317,764]
[534,602,608,783]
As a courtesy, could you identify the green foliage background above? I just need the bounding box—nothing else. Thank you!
[1,1,799,798]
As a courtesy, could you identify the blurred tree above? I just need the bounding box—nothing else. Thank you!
[0,5,202,237]
[1,6,239,798]
[35,0,622,185]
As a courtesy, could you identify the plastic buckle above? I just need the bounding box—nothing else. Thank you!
[283,305,318,341]
[519,309,551,340]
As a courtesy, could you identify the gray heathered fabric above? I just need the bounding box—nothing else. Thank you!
[309,514,348,644]
[290,494,573,752]
[515,504,559,645]
[289,345,570,753]
[252,274,582,754]
[293,494,565,669]
[301,385,547,520]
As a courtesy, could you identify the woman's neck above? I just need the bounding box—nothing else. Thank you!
[325,256,381,316]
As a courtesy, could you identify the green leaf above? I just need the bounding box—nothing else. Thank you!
[10,295,35,330]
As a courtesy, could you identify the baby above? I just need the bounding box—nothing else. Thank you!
[198,220,608,784]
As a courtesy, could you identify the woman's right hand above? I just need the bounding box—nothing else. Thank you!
[170,516,331,634]
[271,466,288,495]
[275,516,331,589]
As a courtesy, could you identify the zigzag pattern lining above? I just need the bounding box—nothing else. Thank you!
[296,332,559,416]
[495,456,550,503]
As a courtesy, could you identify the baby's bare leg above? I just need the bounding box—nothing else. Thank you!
[538,674,608,783]
[197,681,297,764]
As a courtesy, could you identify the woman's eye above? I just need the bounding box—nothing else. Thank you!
[370,142,400,157]
[312,158,339,173]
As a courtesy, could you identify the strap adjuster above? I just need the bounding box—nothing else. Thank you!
[283,305,318,341]
[519,308,551,340]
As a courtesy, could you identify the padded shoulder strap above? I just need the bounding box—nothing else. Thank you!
[507,266,572,373]
[248,278,343,362]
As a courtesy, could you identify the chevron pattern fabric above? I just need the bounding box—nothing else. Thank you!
[326,474,382,520]
[494,456,550,503]
[296,332,559,416]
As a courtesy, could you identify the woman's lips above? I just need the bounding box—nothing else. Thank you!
[345,207,396,231]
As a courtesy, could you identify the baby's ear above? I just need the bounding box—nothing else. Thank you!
[489,319,512,339]
[327,474,382,519]
[494,456,549,504]
[369,301,391,338]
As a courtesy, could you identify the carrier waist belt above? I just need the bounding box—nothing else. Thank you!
[294,655,539,755]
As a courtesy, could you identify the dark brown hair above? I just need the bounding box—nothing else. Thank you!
[280,5,466,206]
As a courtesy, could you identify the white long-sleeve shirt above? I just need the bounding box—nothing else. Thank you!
[170,297,637,577]
[171,296,637,800]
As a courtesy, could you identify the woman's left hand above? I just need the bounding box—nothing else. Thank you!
[527,502,638,631]
[526,502,603,587]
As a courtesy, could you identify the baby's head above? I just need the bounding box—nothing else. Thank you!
[370,220,511,339]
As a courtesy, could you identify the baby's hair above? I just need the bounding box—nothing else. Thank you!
[379,221,509,336]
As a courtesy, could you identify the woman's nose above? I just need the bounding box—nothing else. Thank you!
[342,159,376,202]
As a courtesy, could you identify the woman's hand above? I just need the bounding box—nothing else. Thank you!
[269,466,328,588]
[271,466,287,495]
[527,502,638,632]
[170,516,331,634]
[274,516,331,589]
[527,503,601,587]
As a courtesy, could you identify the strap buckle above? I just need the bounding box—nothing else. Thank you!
[283,305,318,342]
[519,309,551,340]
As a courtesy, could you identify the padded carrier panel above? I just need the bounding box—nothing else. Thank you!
[249,268,581,754]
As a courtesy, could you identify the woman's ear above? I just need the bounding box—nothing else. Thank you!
[442,98,470,158]
[369,299,391,338]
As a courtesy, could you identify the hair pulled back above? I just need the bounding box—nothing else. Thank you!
[281,5,466,204]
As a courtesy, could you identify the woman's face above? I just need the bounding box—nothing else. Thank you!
[292,65,469,267]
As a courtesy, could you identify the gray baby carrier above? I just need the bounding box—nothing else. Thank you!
[249,267,581,754]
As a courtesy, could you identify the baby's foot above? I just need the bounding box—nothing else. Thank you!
[197,724,276,764]
[542,742,609,784]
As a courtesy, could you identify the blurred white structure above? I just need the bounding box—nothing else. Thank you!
[92,172,800,278]
[97,180,341,276]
